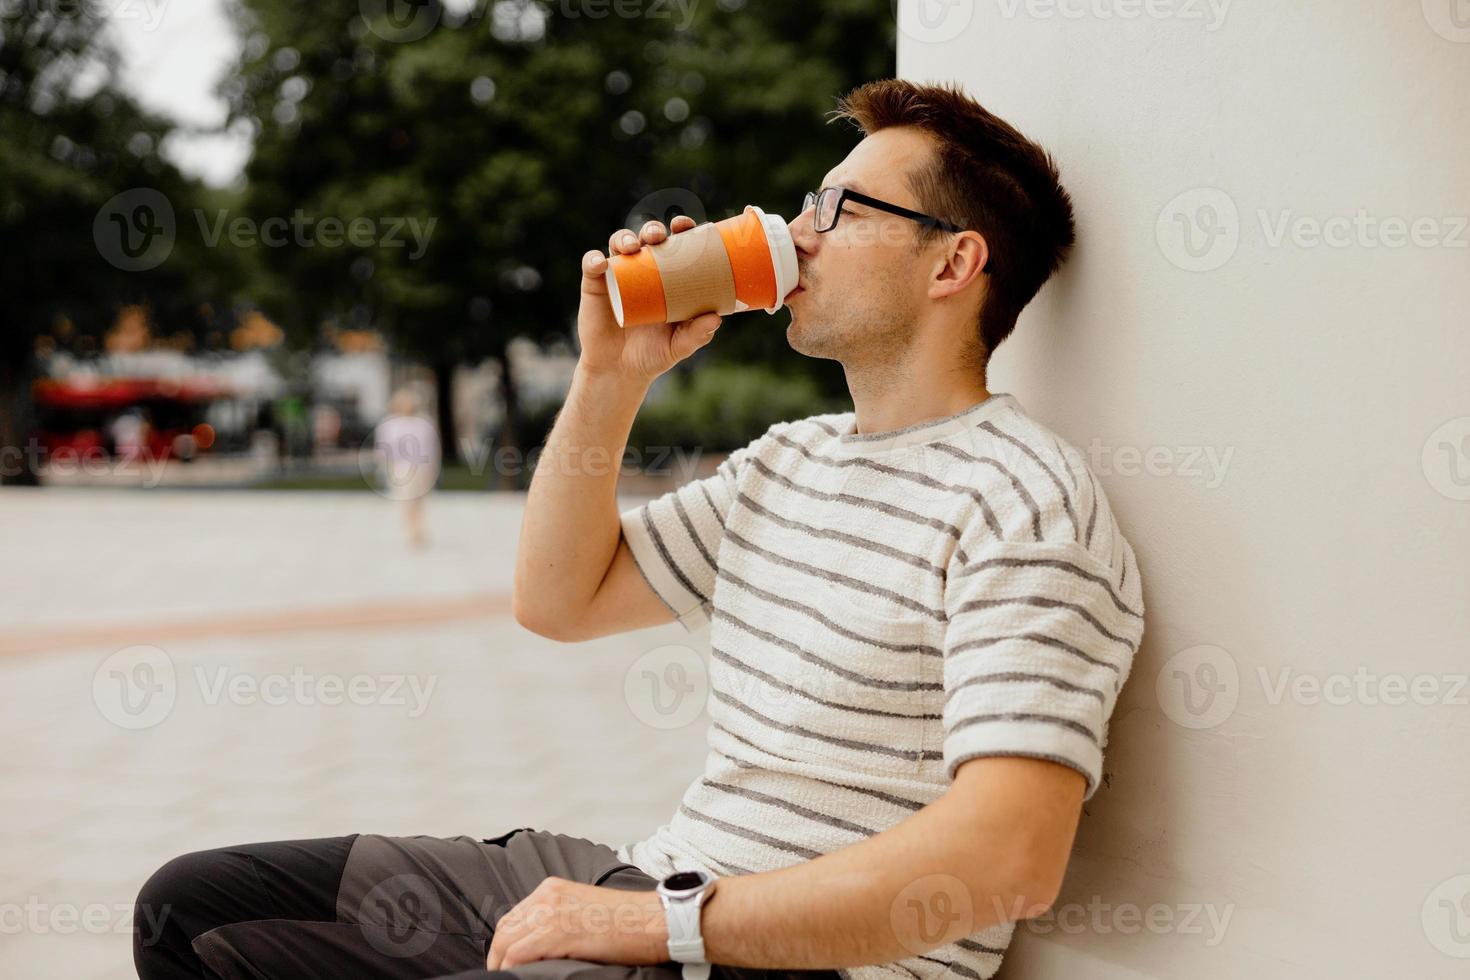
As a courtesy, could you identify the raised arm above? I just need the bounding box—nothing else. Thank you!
[512,215,724,642]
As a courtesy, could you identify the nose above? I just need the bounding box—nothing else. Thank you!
[787,206,818,261]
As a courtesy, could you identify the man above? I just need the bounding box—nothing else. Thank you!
[134,78,1143,980]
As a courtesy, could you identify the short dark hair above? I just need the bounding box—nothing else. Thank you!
[827,78,1076,365]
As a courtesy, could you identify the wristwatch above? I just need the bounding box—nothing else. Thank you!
[656,869,718,980]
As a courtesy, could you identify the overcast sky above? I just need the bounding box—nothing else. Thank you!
[107,0,250,187]
[106,0,484,188]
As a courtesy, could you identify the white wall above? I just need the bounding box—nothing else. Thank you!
[898,2,1469,976]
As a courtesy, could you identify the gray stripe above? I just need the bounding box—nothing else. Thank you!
[839,395,999,443]
[711,643,940,719]
[717,570,945,661]
[1120,548,1129,590]
[978,420,1079,542]
[958,555,1142,620]
[711,720,810,768]
[943,671,1108,708]
[677,801,825,861]
[947,710,1098,743]
[1053,436,1079,490]
[956,935,1010,959]
[771,433,1005,540]
[642,507,708,604]
[948,631,1122,679]
[750,457,965,545]
[947,748,1090,792]
[954,595,1138,648]
[673,493,718,575]
[810,418,842,437]
[719,751,927,813]
[699,777,879,837]
[1083,467,1099,549]
[713,688,944,764]
[921,948,1005,972]
[736,489,946,578]
[724,526,947,622]
[933,443,1042,541]
[697,481,722,524]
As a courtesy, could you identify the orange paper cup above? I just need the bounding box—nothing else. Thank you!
[605,205,798,328]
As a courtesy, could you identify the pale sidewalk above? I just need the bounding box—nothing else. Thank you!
[0,489,709,980]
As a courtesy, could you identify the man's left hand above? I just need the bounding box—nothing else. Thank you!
[486,878,669,971]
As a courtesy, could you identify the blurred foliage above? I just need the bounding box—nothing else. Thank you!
[0,5,237,354]
[224,0,894,456]
[0,3,251,481]
[1,0,896,479]
[631,362,846,451]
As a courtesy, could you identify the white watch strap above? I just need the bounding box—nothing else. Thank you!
[665,898,705,962]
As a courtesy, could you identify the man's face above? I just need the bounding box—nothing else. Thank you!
[784,126,939,365]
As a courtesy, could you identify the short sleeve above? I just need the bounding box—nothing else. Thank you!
[619,424,781,633]
[942,538,1145,800]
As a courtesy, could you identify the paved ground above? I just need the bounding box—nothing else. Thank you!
[0,488,707,980]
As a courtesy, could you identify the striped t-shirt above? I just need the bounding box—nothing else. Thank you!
[613,392,1144,980]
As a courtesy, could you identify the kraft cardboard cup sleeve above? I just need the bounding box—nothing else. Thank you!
[604,205,799,328]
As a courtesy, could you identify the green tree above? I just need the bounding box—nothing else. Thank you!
[0,3,238,483]
[224,0,895,476]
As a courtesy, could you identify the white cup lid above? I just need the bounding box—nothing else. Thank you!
[747,206,798,313]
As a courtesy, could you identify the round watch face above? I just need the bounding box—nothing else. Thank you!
[662,870,709,893]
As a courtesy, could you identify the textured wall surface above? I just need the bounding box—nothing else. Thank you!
[897,2,1469,976]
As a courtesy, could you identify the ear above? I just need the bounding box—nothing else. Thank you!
[927,230,989,301]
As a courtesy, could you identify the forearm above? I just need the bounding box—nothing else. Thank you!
[697,796,1051,970]
[514,361,650,621]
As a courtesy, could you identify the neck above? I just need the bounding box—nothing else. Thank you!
[841,352,990,437]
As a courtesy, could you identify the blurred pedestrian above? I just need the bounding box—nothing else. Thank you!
[372,388,441,549]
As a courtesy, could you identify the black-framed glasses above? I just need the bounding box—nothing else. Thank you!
[802,186,965,235]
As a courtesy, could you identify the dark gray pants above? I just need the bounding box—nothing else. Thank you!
[133,826,843,980]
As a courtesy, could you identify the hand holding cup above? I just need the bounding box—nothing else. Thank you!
[577,216,723,384]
